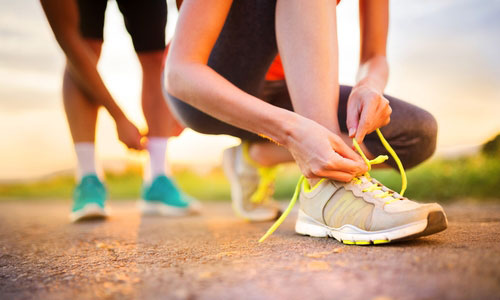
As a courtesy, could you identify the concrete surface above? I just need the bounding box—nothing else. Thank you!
[0,201,499,300]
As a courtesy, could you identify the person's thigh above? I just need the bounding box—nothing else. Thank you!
[336,85,438,169]
[252,82,438,169]
[166,0,278,141]
[116,0,167,52]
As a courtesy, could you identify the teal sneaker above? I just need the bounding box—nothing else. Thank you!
[139,175,201,216]
[70,174,108,222]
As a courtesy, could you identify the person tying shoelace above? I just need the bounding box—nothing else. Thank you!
[164,0,448,244]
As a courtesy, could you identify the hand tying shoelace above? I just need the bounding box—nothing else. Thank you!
[258,128,407,243]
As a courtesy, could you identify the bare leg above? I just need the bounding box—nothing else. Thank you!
[276,0,339,133]
[250,1,381,171]
[139,50,182,138]
[63,39,102,143]
[252,0,339,175]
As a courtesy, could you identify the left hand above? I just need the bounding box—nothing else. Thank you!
[346,84,392,144]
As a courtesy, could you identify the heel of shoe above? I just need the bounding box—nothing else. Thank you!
[295,210,329,238]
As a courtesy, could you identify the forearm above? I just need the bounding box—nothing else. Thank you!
[40,0,126,121]
[357,0,389,94]
[61,37,126,120]
[166,63,297,146]
[355,55,389,94]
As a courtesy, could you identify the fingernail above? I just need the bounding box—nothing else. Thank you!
[348,128,355,137]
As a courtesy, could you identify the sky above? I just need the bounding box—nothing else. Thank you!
[0,0,499,180]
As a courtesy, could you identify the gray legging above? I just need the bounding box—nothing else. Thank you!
[167,0,437,169]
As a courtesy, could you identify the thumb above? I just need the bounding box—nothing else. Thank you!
[140,136,149,149]
[346,101,360,138]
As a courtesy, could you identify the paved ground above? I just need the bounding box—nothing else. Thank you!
[0,201,499,300]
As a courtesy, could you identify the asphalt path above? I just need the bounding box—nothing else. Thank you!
[0,201,499,300]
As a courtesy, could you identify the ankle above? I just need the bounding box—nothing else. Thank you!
[146,137,170,180]
[74,142,100,181]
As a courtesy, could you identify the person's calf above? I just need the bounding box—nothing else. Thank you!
[248,142,293,167]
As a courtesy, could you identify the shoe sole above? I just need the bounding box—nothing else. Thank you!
[295,210,447,245]
[70,203,107,222]
[222,147,279,222]
[137,200,198,217]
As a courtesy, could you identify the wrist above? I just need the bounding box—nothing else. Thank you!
[355,77,381,91]
[111,109,127,123]
[267,110,299,148]
[356,56,388,93]
[276,112,341,148]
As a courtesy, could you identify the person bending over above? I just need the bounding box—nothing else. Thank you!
[165,0,447,244]
[40,0,198,222]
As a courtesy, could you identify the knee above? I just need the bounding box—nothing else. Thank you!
[138,51,164,71]
[405,110,438,169]
[165,93,217,135]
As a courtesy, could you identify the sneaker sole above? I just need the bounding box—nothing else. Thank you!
[222,147,279,222]
[70,203,107,223]
[138,200,198,217]
[295,209,447,245]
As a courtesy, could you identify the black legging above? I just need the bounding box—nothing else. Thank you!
[166,0,437,169]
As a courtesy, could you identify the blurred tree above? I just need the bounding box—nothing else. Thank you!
[482,133,500,157]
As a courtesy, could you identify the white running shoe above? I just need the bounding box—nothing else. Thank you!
[222,143,281,222]
[258,128,448,245]
[295,176,448,245]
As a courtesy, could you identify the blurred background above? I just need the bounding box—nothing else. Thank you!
[0,0,499,201]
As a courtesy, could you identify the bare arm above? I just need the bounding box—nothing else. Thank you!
[357,0,389,92]
[166,0,366,180]
[346,0,391,143]
[40,0,143,149]
[166,0,296,146]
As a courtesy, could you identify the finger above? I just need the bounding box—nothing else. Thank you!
[374,103,391,128]
[378,97,391,121]
[346,98,360,138]
[128,138,144,150]
[330,135,364,163]
[314,170,355,183]
[140,136,149,149]
[354,102,377,144]
[382,116,391,127]
[328,154,368,174]
[128,143,141,150]
[135,138,145,150]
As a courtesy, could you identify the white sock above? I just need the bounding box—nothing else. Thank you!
[146,137,170,182]
[74,142,98,181]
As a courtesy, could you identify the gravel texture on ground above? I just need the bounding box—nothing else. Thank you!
[0,201,499,300]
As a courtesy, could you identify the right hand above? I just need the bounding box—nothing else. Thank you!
[286,116,368,182]
[115,116,144,150]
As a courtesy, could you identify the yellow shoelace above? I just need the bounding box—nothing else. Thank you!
[242,143,279,204]
[251,167,279,204]
[258,128,407,243]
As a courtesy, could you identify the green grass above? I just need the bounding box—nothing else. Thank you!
[1,154,499,202]
[371,155,500,201]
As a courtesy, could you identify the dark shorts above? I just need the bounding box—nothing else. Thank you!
[76,0,167,52]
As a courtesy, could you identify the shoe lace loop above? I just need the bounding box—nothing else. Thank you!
[251,166,279,204]
[352,128,407,201]
[242,143,279,204]
[258,128,407,243]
